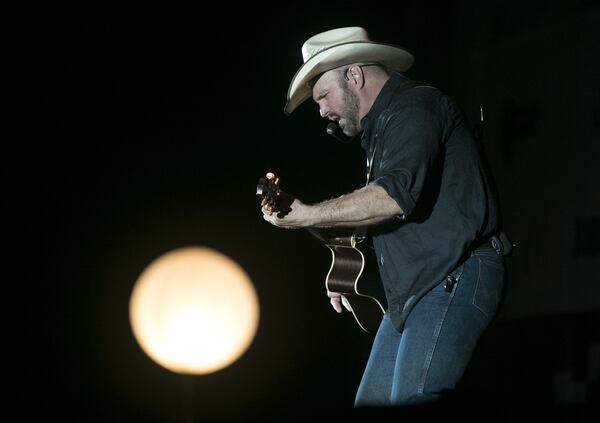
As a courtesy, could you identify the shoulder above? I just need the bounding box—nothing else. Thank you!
[390,83,450,111]
[382,83,461,128]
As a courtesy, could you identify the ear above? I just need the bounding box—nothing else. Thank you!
[347,65,365,89]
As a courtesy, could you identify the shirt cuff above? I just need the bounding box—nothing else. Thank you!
[373,174,415,218]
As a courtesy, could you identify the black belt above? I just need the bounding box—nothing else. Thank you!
[473,237,498,252]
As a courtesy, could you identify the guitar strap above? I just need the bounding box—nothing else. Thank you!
[365,79,432,185]
[357,79,433,242]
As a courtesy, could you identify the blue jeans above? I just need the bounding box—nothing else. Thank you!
[354,247,505,407]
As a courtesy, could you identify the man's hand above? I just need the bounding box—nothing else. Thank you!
[262,199,313,228]
[327,290,353,313]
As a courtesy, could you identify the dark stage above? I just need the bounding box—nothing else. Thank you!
[15,2,599,421]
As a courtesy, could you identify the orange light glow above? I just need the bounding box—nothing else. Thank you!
[129,247,259,375]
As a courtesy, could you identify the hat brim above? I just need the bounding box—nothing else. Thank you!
[284,41,414,115]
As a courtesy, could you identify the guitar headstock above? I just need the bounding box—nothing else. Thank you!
[256,172,295,218]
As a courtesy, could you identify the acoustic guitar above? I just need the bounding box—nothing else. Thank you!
[257,172,387,333]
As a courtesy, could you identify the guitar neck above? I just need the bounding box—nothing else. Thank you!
[257,172,366,248]
[306,228,357,247]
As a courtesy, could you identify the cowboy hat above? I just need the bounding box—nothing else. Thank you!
[284,26,414,115]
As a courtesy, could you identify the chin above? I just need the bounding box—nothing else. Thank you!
[343,126,359,137]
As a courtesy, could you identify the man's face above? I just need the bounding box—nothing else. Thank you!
[312,68,361,137]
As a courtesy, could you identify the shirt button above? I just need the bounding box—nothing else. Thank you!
[380,255,384,266]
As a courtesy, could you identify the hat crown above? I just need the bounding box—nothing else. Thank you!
[301,27,370,63]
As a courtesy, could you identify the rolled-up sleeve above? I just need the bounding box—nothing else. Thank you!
[372,99,444,218]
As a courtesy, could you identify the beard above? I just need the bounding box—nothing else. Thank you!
[339,84,361,137]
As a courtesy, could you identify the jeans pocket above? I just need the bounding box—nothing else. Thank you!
[472,255,504,319]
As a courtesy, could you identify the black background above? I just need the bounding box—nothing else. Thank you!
[14,2,599,422]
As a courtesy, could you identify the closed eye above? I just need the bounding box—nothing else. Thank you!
[314,90,328,102]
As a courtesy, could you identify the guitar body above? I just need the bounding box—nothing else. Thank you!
[257,172,387,333]
[324,242,387,333]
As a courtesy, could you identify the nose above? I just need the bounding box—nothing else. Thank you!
[319,105,329,118]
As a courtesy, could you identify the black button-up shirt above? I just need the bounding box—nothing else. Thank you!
[361,73,500,332]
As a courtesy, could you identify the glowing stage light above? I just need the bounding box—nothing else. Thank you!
[129,247,259,375]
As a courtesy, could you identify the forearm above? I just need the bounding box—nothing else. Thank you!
[308,183,403,227]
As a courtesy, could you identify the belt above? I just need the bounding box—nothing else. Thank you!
[473,237,499,252]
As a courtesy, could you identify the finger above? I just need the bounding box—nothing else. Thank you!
[330,297,342,313]
[341,295,353,312]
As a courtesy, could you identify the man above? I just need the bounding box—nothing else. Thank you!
[262,27,506,407]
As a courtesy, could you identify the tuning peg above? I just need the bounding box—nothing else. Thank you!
[266,172,279,185]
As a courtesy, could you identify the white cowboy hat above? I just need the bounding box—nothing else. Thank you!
[284,26,414,115]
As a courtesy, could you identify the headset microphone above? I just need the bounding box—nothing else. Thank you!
[326,122,354,143]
